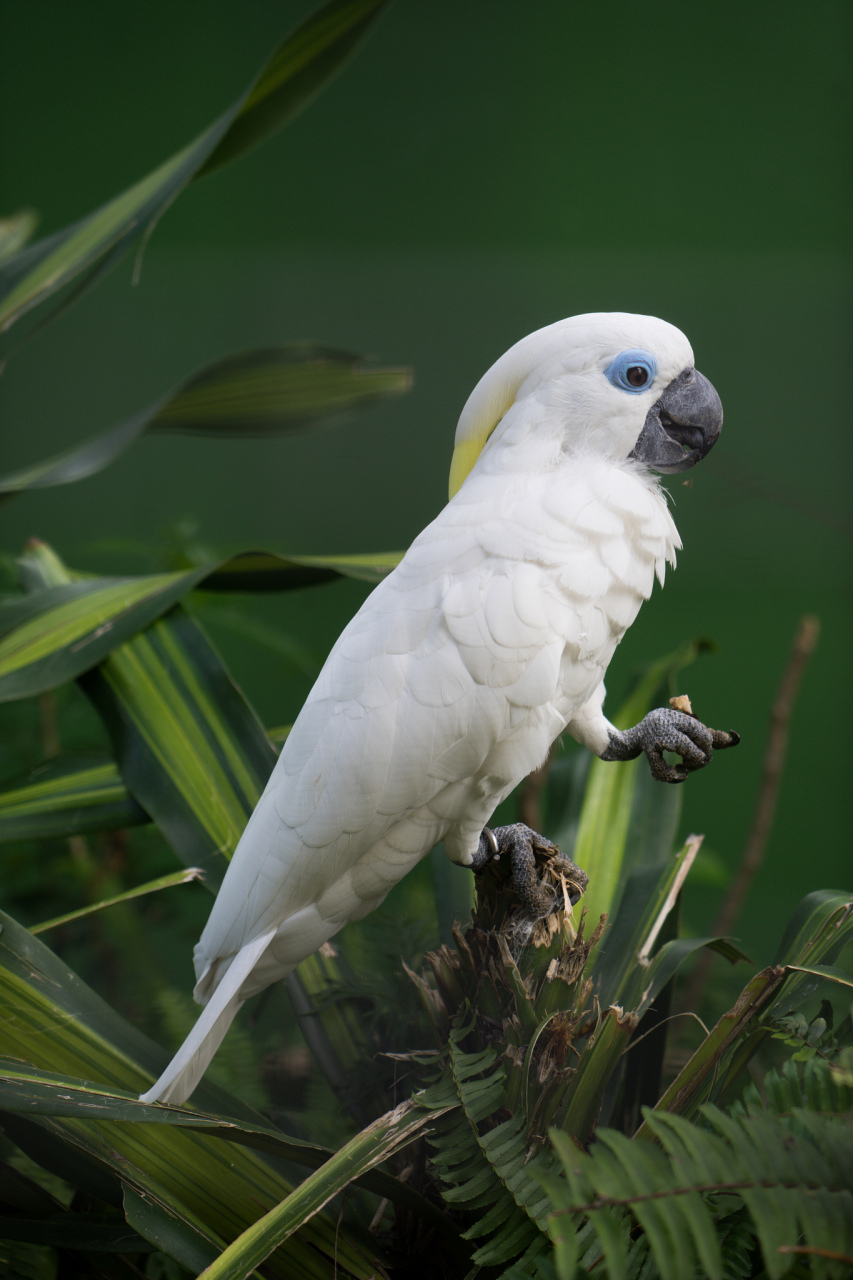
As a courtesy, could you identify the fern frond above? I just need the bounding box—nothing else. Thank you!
[734,1052,853,1121]
[418,1025,560,1268]
[545,1104,853,1280]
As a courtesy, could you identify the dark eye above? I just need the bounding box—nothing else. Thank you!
[604,348,659,394]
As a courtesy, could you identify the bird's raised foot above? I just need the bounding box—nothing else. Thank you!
[472,822,589,918]
[602,705,740,784]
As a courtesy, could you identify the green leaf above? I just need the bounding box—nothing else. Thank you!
[0,1060,443,1220]
[0,210,38,265]
[0,1211,152,1254]
[0,910,388,1279]
[0,753,149,843]
[79,606,278,882]
[195,1099,450,1280]
[29,868,203,935]
[769,890,853,1015]
[0,346,411,499]
[590,835,704,1004]
[0,726,290,845]
[0,540,400,702]
[634,966,789,1136]
[572,641,705,926]
[17,544,363,1106]
[122,1185,219,1273]
[558,1006,639,1144]
[0,0,390,335]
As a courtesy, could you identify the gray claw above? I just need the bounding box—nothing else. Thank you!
[602,707,739,785]
[474,823,588,917]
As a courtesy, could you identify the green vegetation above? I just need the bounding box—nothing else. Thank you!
[0,3,849,1276]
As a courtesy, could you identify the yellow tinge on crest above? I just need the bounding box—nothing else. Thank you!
[447,357,525,500]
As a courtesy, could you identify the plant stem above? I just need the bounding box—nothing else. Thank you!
[685,615,819,1008]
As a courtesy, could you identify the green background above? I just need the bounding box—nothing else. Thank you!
[1,0,850,965]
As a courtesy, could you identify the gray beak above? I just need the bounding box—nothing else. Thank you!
[630,367,723,473]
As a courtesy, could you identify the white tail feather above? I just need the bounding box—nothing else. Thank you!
[140,929,276,1105]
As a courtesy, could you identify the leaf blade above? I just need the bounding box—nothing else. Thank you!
[0,0,390,334]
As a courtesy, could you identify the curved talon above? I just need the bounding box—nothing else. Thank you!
[470,825,501,872]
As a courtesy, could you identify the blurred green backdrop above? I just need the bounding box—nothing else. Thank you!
[1,0,850,966]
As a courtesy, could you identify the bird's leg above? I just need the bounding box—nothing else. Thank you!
[472,824,588,917]
[601,706,739,784]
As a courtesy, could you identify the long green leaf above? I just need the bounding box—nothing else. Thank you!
[633,966,789,1137]
[558,1006,639,1144]
[0,540,400,702]
[0,346,411,499]
[0,0,390,334]
[769,889,853,1014]
[197,1099,448,1280]
[18,545,364,1107]
[0,1211,152,1254]
[0,753,149,842]
[590,835,703,1003]
[122,1185,219,1273]
[29,869,203,935]
[0,725,290,845]
[0,910,385,1279]
[80,607,278,880]
[572,642,705,926]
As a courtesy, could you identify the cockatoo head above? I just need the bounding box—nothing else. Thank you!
[449,313,723,498]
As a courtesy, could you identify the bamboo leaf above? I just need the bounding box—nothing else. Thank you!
[0,346,411,499]
[0,540,399,702]
[0,0,390,334]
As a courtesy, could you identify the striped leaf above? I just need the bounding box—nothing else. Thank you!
[79,606,278,883]
[0,753,149,842]
[573,640,706,927]
[0,910,385,1279]
[0,0,390,334]
[0,541,400,702]
[0,725,291,845]
[0,346,411,499]
[197,1098,452,1280]
[19,543,361,1100]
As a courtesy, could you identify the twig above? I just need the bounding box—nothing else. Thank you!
[686,615,820,1007]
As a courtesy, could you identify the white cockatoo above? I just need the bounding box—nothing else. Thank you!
[141,312,737,1105]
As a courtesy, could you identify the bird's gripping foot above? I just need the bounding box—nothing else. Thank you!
[471,823,589,918]
[601,702,739,784]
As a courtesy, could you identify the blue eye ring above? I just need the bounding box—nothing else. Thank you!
[604,349,658,394]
